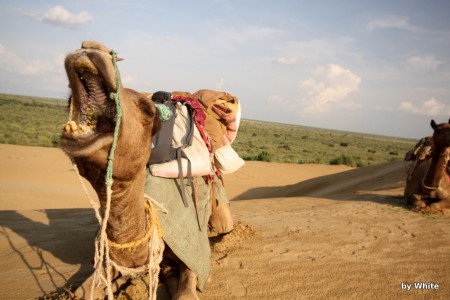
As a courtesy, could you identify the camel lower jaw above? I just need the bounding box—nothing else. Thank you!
[60,130,113,158]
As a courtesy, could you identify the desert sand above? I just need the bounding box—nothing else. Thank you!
[1,143,449,300]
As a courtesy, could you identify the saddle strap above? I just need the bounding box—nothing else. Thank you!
[176,147,190,208]
[176,148,202,231]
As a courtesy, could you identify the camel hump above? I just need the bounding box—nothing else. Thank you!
[405,136,433,162]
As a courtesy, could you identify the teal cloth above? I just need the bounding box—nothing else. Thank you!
[154,103,173,121]
[144,170,213,291]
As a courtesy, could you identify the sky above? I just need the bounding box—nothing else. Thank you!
[1,0,450,139]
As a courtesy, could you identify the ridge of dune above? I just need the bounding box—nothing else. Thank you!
[223,161,353,200]
[225,160,406,201]
[265,160,406,199]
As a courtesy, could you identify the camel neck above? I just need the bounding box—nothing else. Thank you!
[99,172,150,268]
[423,147,449,189]
[104,175,147,243]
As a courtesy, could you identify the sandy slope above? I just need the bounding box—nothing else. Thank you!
[1,144,449,300]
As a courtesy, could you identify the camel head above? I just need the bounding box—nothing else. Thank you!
[60,41,159,186]
[430,118,450,150]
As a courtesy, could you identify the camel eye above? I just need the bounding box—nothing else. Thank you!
[140,99,156,118]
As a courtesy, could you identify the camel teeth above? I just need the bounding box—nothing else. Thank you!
[62,120,80,135]
[68,121,78,132]
[79,124,91,133]
[63,123,71,133]
[63,120,96,138]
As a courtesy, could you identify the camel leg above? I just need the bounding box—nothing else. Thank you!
[430,197,450,210]
[173,263,199,300]
[160,257,180,297]
[209,203,233,235]
[161,246,199,300]
[407,193,427,209]
[160,262,199,300]
[74,269,128,299]
[74,272,105,300]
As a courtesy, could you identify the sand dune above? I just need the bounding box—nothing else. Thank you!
[1,144,449,299]
[285,161,404,200]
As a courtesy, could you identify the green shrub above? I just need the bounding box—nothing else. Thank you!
[329,154,357,167]
[278,143,291,150]
[0,94,67,147]
[256,151,271,162]
[51,134,60,146]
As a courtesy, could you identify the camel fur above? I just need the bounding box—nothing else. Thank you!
[404,119,450,212]
[60,41,212,299]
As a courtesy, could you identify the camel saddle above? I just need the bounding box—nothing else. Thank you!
[405,136,450,177]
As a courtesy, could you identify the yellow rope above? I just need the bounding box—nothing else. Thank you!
[108,200,163,250]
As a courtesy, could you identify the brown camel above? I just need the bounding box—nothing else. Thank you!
[404,119,450,212]
[60,41,204,299]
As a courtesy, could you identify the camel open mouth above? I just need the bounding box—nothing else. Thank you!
[60,47,118,157]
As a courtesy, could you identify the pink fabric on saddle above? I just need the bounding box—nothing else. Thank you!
[172,95,211,152]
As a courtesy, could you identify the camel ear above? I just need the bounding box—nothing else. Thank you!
[431,119,437,129]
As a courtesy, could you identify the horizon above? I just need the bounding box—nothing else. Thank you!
[1,0,449,139]
[1,92,420,141]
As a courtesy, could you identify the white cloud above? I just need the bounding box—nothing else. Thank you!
[400,97,450,116]
[28,5,93,29]
[273,37,359,67]
[0,44,67,97]
[0,43,58,75]
[269,94,293,108]
[299,64,361,116]
[407,55,443,71]
[367,15,419,32]
[275,57,299,66]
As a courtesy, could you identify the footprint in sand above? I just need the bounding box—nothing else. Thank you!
[227,276,247,297]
